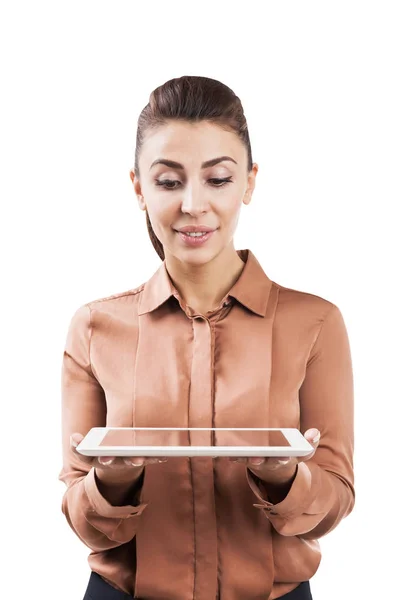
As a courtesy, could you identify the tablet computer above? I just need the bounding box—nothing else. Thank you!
[76,427,313,458]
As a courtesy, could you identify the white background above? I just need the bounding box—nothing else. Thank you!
[1,1,399,598]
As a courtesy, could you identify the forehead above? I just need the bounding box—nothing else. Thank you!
[140,120,245,165]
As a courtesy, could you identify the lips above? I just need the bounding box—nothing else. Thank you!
[175,225,217,233]
[176,229,216,246]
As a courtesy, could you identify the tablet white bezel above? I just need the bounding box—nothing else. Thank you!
[76,427,314,457]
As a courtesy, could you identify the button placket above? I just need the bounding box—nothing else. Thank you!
[187,313,219,599]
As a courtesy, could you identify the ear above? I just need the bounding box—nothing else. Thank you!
[130,169,146,211]
[243,163,258,205]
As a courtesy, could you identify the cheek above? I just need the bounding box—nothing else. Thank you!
[221,200,242,225]
[148,205,175,235]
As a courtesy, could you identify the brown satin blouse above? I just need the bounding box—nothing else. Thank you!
[59,248,355,600]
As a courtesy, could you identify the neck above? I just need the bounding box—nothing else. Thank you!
[165,246,245,313]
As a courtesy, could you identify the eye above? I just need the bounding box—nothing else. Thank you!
[154,177,233,190]
[155,179,179,189]
[209,177,233,187]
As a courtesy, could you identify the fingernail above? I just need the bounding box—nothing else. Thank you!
[99,458,113,465]
[70,436,78,448]
[312,432,320,443]
[278,459,290,465]
[250,458,264,465]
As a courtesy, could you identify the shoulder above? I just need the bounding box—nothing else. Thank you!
[69,283,146,325]
[272,281,350,352]
[274,280,338,323]
[85,283,145,310]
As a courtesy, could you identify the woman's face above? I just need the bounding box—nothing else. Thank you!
[130,120,258,265]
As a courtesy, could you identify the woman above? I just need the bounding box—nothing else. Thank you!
[59,75,355,600]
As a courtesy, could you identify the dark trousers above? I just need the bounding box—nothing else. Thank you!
[83,571,313,599]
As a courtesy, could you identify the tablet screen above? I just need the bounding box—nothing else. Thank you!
[99,429,291,448]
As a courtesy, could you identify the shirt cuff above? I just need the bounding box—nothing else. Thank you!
[84,467,148,519]
[246,461,312,519]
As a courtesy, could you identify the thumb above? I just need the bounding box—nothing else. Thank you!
[70,433,84,447]
[305,428,320,443]
[70,432,93,464]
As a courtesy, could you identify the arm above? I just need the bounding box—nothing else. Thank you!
[59,304,148,552]
[247,303,355,538]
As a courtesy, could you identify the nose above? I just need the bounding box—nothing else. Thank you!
[181,183,208,216]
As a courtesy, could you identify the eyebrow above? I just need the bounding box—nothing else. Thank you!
[149,156,237,171]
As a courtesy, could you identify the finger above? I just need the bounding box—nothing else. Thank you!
[146,457,168,464]
[99,456,143,469]
[249,457,278,469]
[124,456,145,467]
[248,457,266,466]
[70,432,84,445]
[291,429,318,465]
[145,456,168,464]
[263,456,292,468]
[70,433,93,464]
[98,456,115,466]
[305,428,320,445]
[248,455,295,472]
[122,456,162,466]
[303,429,320,457]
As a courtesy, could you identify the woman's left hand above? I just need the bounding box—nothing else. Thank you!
[228,428,321,485]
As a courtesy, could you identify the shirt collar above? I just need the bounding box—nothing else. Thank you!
[138,249,273,317]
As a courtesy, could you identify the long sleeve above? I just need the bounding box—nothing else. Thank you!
[247,303,355,538]
[58,304,148,552]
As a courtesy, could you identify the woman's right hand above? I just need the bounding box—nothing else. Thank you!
[70,432,168,484]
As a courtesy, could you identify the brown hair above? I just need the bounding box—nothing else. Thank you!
[134,75,253,261]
